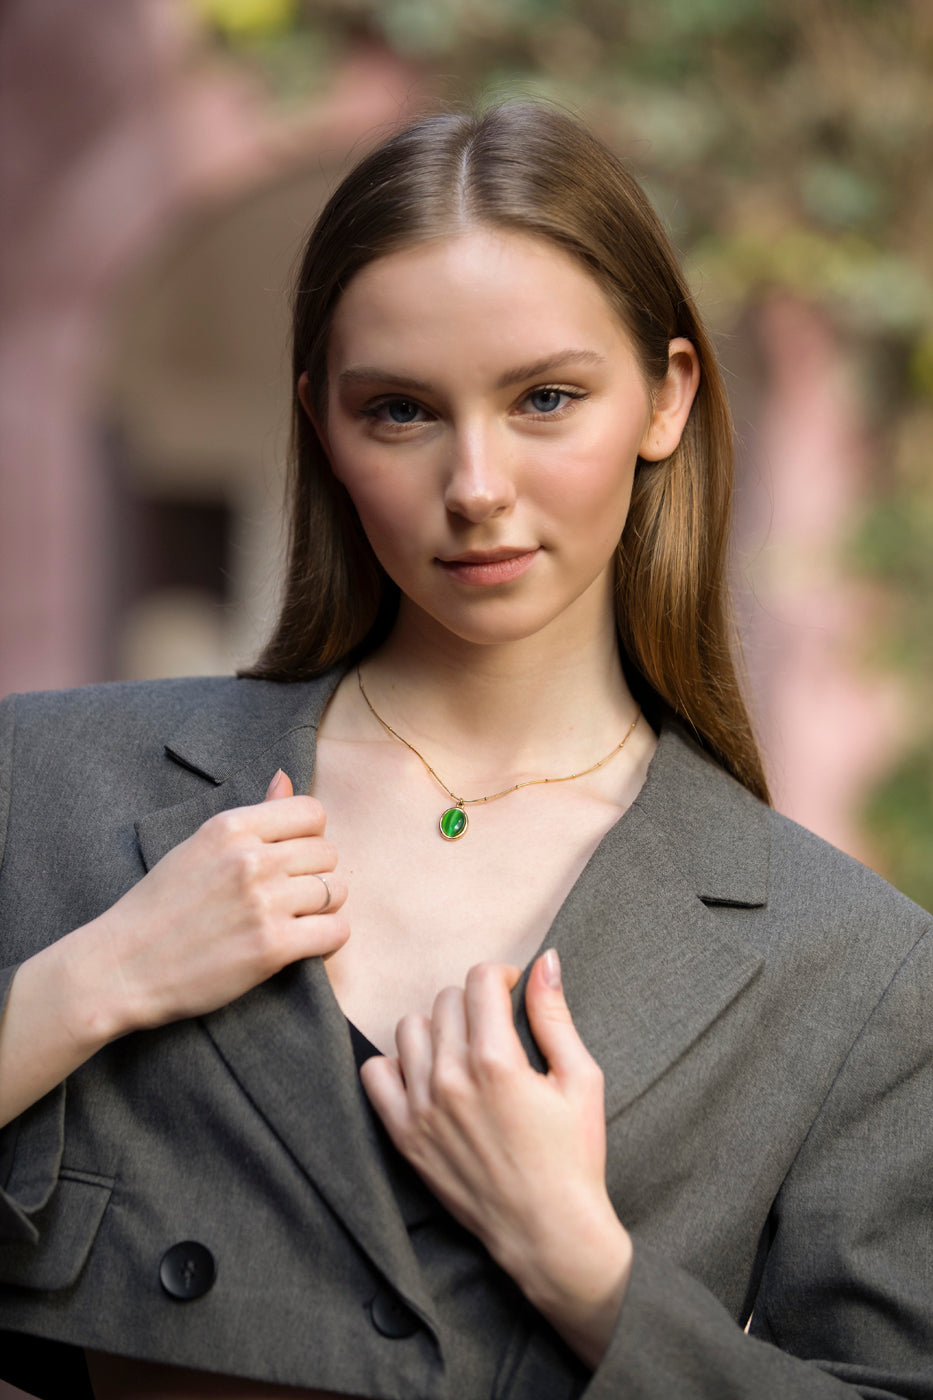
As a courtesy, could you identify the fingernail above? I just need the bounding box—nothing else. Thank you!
[542,948,561,989]
[265,769,283,797]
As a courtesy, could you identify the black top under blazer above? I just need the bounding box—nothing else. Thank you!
[0,671,931,1399]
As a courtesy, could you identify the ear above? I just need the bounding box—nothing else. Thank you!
[638,338,701,462]
[297,371,331,462]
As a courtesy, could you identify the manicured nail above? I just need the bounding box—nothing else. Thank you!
[265,769,283,798]
[542,948,561,989]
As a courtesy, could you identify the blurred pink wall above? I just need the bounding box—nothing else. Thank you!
[0,0,417,695]
[736,295,902,862]
[0,0,258,691]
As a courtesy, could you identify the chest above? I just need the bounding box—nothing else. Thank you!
[311,737,630,1052]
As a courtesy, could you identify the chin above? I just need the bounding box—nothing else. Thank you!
[414,594,598,652]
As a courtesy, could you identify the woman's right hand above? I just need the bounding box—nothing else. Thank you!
[0,771,347,1128]
[88,769,348,1037]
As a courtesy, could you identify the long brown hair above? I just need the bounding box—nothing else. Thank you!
[244,103,770,803]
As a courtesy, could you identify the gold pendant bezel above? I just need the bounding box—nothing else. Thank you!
[439,805,469,840]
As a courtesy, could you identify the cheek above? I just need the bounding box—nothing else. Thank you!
[329,443,399,527]
[535,438,638,533]
[330,452,427,569]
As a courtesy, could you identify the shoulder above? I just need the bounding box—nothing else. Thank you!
[765,801,926,929]
[642,722,930,978]
[0,678,242,811]
[1,672,338,773]
[0,679,246,887]
[3,675,260,739]
[0,673,337,849]
[760,803,930,1001]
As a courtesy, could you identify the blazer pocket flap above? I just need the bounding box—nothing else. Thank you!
[0,1083,67,1244]
[0,1169,113,1291]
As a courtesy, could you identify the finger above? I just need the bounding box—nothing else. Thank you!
[525,949,599,1083]
[463,962,525,1074]
[271,835,339,877]
[431,985,469,1058]
[291,909,350,959]
[359,1054,409,1143]
[463,961,522,1033]
[257,794,325,839]
[284,871,347,917]
[428,987,470,1108]
[212,794,327,843]
[264,769,294,800]
[395,1013,434,1112]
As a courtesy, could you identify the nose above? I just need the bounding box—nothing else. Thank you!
[443,425,516,523]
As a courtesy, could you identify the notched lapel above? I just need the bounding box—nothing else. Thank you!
[134,672,341,872]
[511,739,769,1122]
[134,733,316,874]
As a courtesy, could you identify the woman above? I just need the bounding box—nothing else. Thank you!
[0,104,930,1399]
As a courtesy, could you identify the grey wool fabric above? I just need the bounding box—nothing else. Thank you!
[0,670,931,1398]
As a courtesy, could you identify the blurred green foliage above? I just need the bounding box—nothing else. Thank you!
[850,420,933,906]
[192,0,299,38]
[863,749,933,913]
[192,0,933,902]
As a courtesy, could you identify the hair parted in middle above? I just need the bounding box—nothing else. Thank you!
[245,101,769,803]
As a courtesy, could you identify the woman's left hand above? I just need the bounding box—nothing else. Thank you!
[359,949,633,1369]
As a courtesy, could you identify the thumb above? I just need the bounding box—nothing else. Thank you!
[263,768,294,801]
[525,949,594,1082]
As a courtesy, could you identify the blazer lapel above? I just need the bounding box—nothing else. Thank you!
[133,672,438,1328]
[134,674,336,872]
[200,960,438,1327]
[511,725,769,1121]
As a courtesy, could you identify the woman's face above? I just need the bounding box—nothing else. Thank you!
[307,226,697,653]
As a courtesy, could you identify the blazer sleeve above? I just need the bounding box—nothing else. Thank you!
[0,693,69,1246]
[582,921,933,1400]
[3,703,98,1400]
[0,692,14,901]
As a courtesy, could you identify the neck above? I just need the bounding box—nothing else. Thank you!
[357,599,638,786]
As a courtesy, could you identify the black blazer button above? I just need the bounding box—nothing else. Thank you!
[368,1288,419,1339]
[159,1242,216,1300]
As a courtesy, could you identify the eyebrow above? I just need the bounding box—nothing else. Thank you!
[337,349,606,394]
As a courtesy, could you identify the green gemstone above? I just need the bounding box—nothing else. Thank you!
[439,805,468,840]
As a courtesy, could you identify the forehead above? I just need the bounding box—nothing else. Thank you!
[326,226,636,378]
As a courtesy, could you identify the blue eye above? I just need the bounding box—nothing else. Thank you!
[527,388,574,413]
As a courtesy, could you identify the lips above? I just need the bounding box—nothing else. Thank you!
[436,548,539,585]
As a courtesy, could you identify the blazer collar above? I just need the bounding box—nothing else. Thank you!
[134,673,770,1295]
[162,671,340,783]
[632,723,770,909]
[135,671,342,871]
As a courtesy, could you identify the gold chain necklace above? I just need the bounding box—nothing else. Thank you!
[357,666,640,841]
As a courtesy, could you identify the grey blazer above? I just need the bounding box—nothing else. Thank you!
[0,672,930,1399]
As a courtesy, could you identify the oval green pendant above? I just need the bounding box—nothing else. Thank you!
[439,805,468,841]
